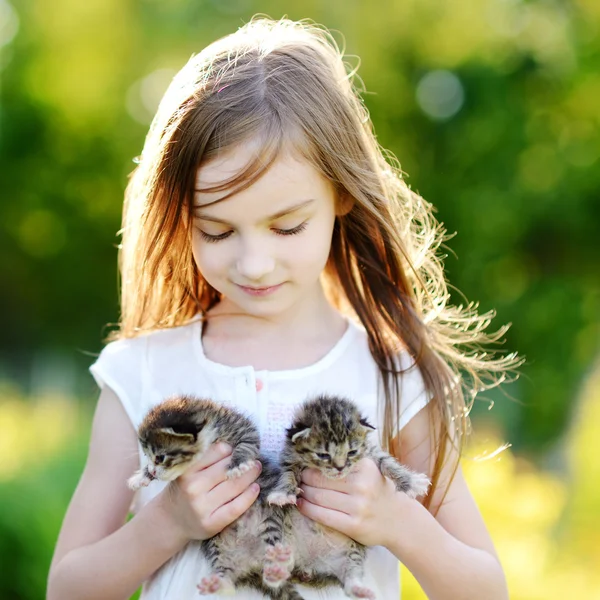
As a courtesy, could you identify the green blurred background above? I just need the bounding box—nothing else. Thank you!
[1,0,599,598]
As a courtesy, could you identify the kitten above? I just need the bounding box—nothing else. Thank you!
[268,395,431,600]
[128,395,301,599]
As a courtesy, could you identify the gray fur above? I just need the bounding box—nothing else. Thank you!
[269,395,430,600]
[129,395,299,597]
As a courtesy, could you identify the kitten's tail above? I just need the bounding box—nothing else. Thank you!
[237,574,305,600]
[262,583,305,600]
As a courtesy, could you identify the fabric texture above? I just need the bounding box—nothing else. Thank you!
[90,315,430,600]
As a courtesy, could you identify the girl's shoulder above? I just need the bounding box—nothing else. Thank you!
[348,319,430,432]
[97,317,201,362]
[89,319,202,428]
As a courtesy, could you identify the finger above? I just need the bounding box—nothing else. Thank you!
[210,482,261,531]
[188,442,232,472]
[182,455,234,494]
[301,468,350,492]
[297,497,353,536]
[208,460,261,503]
[300,484,354,514]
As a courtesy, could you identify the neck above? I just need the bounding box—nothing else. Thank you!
[205,282,343,342]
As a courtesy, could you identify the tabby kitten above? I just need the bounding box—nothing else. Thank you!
[268,395,430,600]
[128,395,300,599]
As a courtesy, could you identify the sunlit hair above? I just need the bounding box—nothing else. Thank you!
[115,17,522,510]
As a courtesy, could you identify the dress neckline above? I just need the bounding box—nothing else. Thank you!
[191,315,358,380]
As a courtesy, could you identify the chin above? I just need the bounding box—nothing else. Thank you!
[160,466,187,481]
[236,298,294,319]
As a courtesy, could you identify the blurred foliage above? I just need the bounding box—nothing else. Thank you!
[1,0,599,451]
[2,358,600,598]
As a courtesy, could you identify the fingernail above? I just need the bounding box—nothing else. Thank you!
[219,443,232,454]
[251,483,260,493]
[254,460,262,471]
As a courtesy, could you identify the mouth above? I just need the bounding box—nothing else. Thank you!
[237,283,284,297]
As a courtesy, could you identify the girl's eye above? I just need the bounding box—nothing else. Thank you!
[273,222,307,236]
[154,455,165,464]
[199,230,233,243]
[315,452,330,460]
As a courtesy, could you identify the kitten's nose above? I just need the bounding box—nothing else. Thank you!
[334,464,345,472]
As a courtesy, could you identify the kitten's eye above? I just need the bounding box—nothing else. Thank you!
[315,453,330,460]
[347,450,358,457]
[154,455,165,464]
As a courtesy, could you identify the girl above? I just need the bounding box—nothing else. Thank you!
[48,17,520,600]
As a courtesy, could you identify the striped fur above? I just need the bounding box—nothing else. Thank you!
[269,395,430,599]
[130,395,299,596]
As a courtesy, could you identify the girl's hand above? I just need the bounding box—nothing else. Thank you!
[155,442,262,544]
[297,457,414,548]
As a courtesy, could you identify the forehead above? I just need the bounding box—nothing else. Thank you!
[194,141,335,211]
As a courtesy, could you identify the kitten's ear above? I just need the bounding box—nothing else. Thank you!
[359,418,376,431]
[158,427,196,442]
[288,424,311,443]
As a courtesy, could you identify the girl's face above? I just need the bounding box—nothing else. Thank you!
[192,141,338,320]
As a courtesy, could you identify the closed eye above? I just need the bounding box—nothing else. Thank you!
[273,222,307,236]
[199,230,233,243]
[315,452,330,460]
[198,222,307,243]
[347,450,358,457]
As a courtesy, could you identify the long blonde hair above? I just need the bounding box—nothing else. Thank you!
[115,17,521,509]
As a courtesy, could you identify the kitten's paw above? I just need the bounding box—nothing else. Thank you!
[403,472,431,499]
[226,460,255,479]
[345,581,376,600]
[265,542,293,566]
[267,491,298,506]
[262,563,291,587]
[197,573,235,595]
[127,471,151,491]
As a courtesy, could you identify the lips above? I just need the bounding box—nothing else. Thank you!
[237,283,284,296]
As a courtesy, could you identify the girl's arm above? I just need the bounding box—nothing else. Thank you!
[47,386,261,600]
[298,404,508,600]
[387,404,508,600]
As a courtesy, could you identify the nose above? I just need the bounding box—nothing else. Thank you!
[333,462,346,472]
[236,251,275,282]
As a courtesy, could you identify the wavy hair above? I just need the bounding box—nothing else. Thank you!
[114,17,522,509]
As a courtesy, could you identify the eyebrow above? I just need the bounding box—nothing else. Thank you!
[194,199,316,224]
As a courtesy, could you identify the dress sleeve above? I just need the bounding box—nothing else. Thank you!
[89,336,147,430]
[395,351,431,432]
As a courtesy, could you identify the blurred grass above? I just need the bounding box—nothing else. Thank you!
[402,358,600,599]
[0,383,90,599]
[1,360,600,599]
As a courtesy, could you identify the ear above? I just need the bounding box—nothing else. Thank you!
[288,425,312,443]
[336,191,354,216]
[158,427,196,443]
[359,418,376,431]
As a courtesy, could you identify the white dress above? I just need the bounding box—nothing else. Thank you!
[90,315,430,600]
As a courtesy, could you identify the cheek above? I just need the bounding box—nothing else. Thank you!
[286,220,334,273]
[191,235,230,279]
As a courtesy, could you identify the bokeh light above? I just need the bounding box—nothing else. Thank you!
[416,70,464,121]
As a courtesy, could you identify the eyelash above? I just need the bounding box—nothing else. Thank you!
[199,222,308,243]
